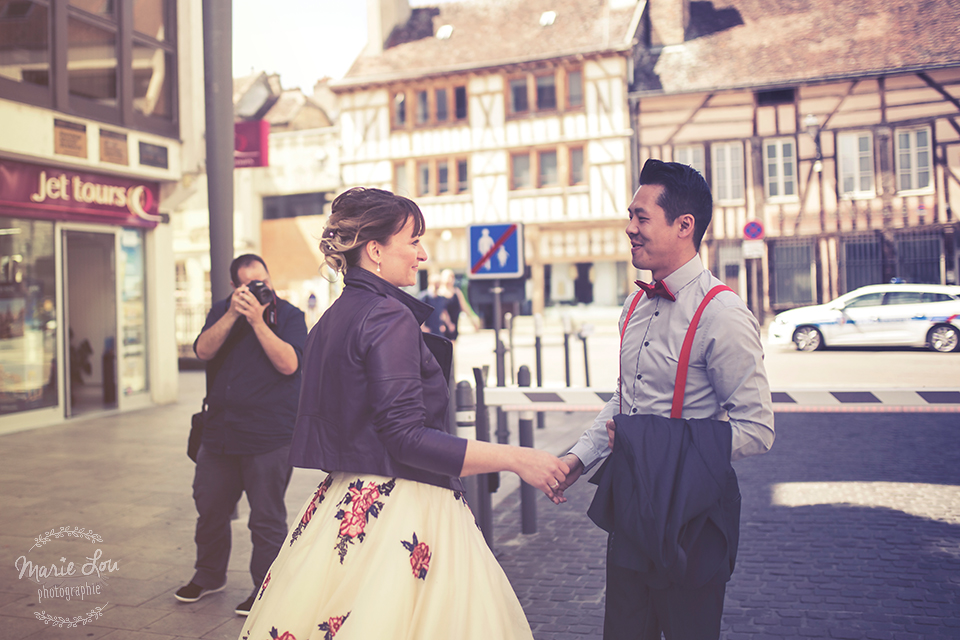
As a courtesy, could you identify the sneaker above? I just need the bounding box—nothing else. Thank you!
[174,581,226,603]
[235,594,256,616]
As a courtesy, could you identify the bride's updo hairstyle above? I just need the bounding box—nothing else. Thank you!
[320,187,425,275]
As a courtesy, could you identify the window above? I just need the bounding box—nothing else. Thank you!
[896,127,932,192]
[511,146,583,190]
[417,161,431,196]
[435,88,448,122]
[437,161,449,194]
[711,142,744,203]
[390,82,468,129]
[838,132,874,198]
[457,160,469,192]
[567,70,583,108]
[536,73,556,111]
[511,153,531,189]
[764,138,797,200]
[570,146,585,185]
[454,86,467,120]
[416,90,429,124]
[262,192,329,219]
[844,293,883,308]
[538,150,558,186]
[507,66,582,117]
[674,144,705,176]
[509,78,528,114]
[394,162,409,195]
[398,157,469,197]
[0,0,177,136]
[393,92,406,127]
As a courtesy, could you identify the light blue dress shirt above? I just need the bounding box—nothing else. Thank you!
[569,255,775,469]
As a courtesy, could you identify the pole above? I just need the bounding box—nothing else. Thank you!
[493,279,505,387]
[578,322,594,387]
[202,0,235,302]
[505,312,515,385]
[517,366,537,534]
[455,381,480,527]
[472,368,495,549]
[562,313,572,387]
[533,313,545,430]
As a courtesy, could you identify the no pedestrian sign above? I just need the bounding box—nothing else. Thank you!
[467,223,524,279]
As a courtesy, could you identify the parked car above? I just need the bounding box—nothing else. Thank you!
[768,283,960,353]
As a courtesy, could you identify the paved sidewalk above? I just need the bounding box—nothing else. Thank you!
[1,372,959,639]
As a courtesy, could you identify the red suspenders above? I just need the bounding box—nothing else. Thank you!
[619,284,733,418]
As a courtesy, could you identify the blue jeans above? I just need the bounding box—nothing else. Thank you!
[191,444,292,592]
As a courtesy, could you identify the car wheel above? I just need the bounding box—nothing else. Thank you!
[792,326,823,352]
[927,325,960,353]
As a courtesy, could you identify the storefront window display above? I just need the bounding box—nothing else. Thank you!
[0,218,58,415]
[120,228,147,396]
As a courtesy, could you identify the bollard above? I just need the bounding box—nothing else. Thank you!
[455,381,481,528]
[533,313,545,430]
[472,367,495,550]
[517,365,537,534]
[578,322,594,387]
[505,312,515,385]
[562,313,573,387]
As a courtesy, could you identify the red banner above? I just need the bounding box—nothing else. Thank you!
[235,120,270,168]
[0,159,161,228]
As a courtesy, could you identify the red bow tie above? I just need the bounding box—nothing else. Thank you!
[635,279,676,301]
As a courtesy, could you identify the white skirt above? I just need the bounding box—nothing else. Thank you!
[239,472,533,640]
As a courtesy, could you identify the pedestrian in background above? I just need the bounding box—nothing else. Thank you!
[176,254,307,616]
[556,160,775,640]
[240,187,568,640]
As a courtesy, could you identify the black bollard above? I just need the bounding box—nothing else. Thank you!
[456,381,481,528]
[562,314,572,387]
[578,322,594,387]
[517,365,537,534]
[472,368,495,549]
[533,313,545,430]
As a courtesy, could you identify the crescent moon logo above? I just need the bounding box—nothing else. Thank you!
[127,185,162,222]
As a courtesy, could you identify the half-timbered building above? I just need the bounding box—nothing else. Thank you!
[332,0,645,313]
[631,0,960,319]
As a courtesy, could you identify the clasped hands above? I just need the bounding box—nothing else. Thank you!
[546,419,616,505]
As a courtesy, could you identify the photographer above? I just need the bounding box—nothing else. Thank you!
[176,254,306,616]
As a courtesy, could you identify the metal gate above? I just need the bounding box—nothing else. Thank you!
[839,233,882,293]
[895,230,943,284]
[770,237,815,307]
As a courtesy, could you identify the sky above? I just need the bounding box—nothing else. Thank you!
[232,0,369,91]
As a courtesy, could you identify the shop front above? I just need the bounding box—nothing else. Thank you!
[0,158,161,432]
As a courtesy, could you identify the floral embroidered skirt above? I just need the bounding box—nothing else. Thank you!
[239,472,534,640]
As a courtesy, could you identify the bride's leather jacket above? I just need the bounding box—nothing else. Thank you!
[289,266,467,491]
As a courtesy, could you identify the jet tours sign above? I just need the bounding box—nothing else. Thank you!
[0,159,162,228]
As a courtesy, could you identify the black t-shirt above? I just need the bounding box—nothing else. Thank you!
[195,297,307,455]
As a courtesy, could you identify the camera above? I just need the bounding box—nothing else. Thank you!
[247,280,273,305]
[245,280,277,326]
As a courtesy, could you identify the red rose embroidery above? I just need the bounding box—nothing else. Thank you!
[353,484,380,514]
[338,508,366,538]
[402,532,431,580]
[319,611,350,640]
[258,571,271,600]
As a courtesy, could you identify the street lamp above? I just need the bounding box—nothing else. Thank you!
[804,113,823,173]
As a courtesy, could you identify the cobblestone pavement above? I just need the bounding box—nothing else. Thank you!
[492,412,960,640]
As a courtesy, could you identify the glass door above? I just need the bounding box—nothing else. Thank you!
[63,228,118,417]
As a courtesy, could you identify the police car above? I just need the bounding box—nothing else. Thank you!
[768,283,960,353]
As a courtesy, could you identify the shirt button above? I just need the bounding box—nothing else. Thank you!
[655,311,660,316]
[631,408,638,414]
[636,374,642,380]
[644,341,649,347]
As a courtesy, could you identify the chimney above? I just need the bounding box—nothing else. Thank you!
[649,0,690,47]
[366,0,411,55]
